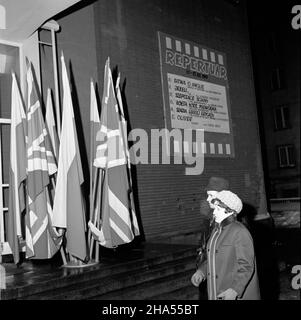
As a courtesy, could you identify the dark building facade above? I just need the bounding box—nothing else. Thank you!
[248,1,300,199]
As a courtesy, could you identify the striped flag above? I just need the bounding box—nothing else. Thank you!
[52,54,87,261]
[45,88,59,159]
[25,63,60,259]
[115,74,139,236]
[6,73,27,264]
[88,58,139,248]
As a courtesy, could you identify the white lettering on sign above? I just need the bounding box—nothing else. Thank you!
[167,73,230,133]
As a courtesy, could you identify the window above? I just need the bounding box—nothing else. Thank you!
[0,23,60,259]
[0,42,22,256]
[274,105,290,130]
[271,67,285,91]
[277,145,296,168]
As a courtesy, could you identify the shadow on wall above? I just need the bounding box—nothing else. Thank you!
[238,202,280,300]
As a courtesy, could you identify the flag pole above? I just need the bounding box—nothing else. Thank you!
[94,172,101,263]
[88,79,94,255]
[51,28,61,138]
[89,167,100,260]
[50,177,67,266]
[95,170,105,262]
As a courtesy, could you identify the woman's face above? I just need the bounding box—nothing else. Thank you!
[213,205,230,223]
[206,191,218,209]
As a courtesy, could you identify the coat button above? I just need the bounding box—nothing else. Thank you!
[216,275,218,279]
[215,250,218,253]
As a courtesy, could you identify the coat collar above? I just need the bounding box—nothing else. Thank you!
[217,214,236,229]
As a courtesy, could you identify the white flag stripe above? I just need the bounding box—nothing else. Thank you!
[27,144,46,156]
[100,124,108,134]
[94,158,107,168]
[107,129,122,138]
[27,129,52,153]
[107,158,127,168]
[29,210,38,228]
[32,216,48,244]
[46,151,55,158]
[109,188,132,226]
[109,218,132,243]
[28,196,33,206]
[96,144,107,152]
[25,226,34,253]
[27,100,40,119]
[27,159,57,173]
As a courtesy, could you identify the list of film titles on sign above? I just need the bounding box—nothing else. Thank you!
[168,73,230,134]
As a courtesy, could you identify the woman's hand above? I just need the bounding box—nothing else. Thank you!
[191,270,204,287]
[217,288,238,300]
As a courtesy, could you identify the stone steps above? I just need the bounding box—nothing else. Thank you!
[24,256,195,299]
[89,269,195,300]
[3,243,199,300]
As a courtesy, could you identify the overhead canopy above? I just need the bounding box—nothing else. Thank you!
[0,0,81,42]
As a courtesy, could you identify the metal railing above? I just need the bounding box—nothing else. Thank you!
[270,197,301,203]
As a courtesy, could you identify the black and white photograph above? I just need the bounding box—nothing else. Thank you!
[0,0,300,310]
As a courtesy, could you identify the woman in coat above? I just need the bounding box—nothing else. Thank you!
[191,190,261,300]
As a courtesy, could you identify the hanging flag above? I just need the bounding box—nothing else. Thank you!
[52,53,87,261]
[6,73,27,264]
[88,58,139,248]
[115,74,140,236]
[90,80,101,190]
[45,88,59,159]
[25,62,60,259]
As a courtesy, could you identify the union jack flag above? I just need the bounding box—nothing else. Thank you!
[25,62,61,259]
[89,58,140,248]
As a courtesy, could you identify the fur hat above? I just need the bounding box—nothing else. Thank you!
[214,190,243,214]
[205,177,229,192]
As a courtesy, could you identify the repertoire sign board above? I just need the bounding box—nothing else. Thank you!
[158,31,234,157]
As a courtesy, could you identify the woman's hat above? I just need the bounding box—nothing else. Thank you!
[214,190,243,214]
